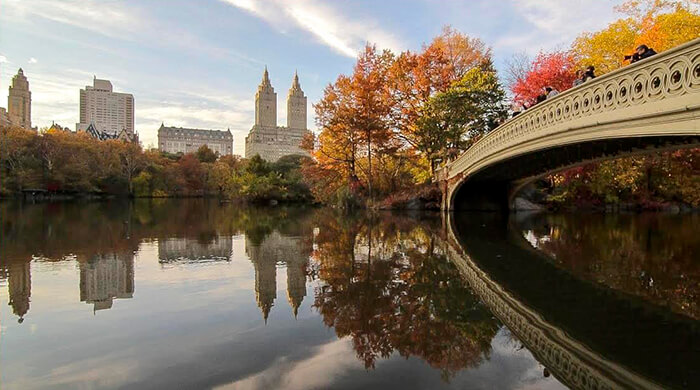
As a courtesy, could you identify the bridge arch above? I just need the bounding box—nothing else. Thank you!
[439,38,700,211]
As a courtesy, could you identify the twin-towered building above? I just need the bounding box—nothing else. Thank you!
[1,66,308,162]
[156,67,309,160]
[245,68,311,162]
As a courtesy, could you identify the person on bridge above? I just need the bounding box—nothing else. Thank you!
[545,86,559,99]
[626,45,657,63]
[573,70,584,87]
[583,66,596,82]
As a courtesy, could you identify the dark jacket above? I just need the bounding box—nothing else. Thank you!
[639,48,657,60]
[631,48,657,63]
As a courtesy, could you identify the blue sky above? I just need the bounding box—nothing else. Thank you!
[0,0,625,153]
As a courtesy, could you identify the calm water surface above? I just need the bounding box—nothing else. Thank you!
[1,200,698,389]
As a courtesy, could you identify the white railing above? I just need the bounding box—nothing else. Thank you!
[443,38,700,181]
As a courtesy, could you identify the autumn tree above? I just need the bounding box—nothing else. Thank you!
[572,0,700,73]
[418,60,508,171]
[350,45,396,203]
[195,144,218,163]
[510,51,578,105]
[387,28,491,178]
[0,126,41,193]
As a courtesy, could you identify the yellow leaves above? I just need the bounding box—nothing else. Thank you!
[637,9,700,51]
[572,19,639,73]
[573,1,699,74]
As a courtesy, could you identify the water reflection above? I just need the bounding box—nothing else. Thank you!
[311,214,499,378]
[6,262,30,322]
[247,231,311,320]
[0,200,697,389]
[516,213,700,319]
[79,253,135,312]
[450,212,700,389]
[159,236,233,263]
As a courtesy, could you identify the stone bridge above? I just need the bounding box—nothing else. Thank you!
[437,38,700,211]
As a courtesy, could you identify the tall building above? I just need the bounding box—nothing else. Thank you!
[0,107,10,127]
[77,77,134,137]
[158,124,233,155]
[245,68,311,162]
[7,68,31,129]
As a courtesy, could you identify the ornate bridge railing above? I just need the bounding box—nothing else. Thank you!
[439,38,700,183]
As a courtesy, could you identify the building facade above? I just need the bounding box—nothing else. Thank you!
[245,68,310,162]
[158,124,233,155]
[77,77,134,137]
[0,107,10,127]
[7,68,31,129]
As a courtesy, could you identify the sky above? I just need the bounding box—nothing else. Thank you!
[0,0,626,154]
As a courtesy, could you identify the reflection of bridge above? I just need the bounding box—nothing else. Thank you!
[438,39,700,210]
[440,214,698,389]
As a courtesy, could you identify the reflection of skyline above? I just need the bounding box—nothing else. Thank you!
[246,231,310,322]
[7,262,31,323]
[158,236,233,263]
[79,253,135,312]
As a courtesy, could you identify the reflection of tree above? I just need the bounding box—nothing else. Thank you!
[311,211,499,379]
[0,200,315,263]
[520,213,700,320]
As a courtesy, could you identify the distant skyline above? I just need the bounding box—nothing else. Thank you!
[0,0,625,154]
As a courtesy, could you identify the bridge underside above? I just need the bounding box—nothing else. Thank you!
[450,135,700,211]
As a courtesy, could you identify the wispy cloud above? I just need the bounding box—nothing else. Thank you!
[0,55,8,64]
[220,0,405,57]
[28,57,37,64]
[497,0,620,52]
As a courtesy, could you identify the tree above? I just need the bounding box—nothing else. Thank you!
[386,28,492,178]
[113,141,145,195]
[0,126,41,193]
[351,45,396,203]
[510,51,577,105]
[572,0,700,73]
[418,61,508,171]
[429,25,491,80]
[195,144,218,163]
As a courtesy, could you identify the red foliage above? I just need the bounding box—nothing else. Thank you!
[511,51,577,105]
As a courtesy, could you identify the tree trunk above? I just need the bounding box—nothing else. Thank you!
[367,129,372,204]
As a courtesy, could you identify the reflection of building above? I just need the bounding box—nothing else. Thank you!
[76,77,134,137]
[246,231,310,321]
[244,68,311,161]
[157,124,233,155]
[158,236,233,263]
[7,262,31,323]
[7,68,32,129]
[79,253,134,312]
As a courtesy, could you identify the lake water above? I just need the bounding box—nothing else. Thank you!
[1,200,698,389]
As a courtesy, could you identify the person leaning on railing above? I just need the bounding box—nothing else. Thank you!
[625,45,657,64]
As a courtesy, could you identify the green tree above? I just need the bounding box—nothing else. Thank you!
[195,144,218,163]
[418,60,507,168]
